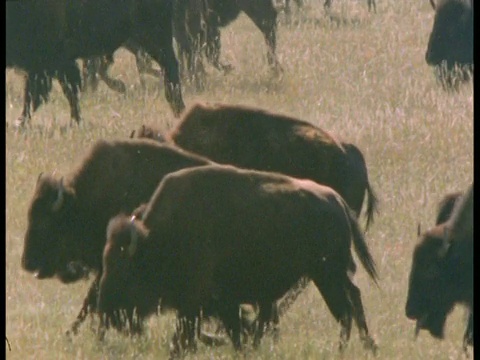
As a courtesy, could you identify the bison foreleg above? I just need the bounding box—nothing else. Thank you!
[215,301,244,351]
[56,62,82,125]
[66,277,99,337]
[139,38,185,117]
[241,6,283,74]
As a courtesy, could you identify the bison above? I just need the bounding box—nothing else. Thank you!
[426,0,473,89]
[406,184,473,352]
[21,139,213,334]
[132,102,379,231]
[131,103,379,328]
[6,0,185,126]
[82,0,282,94]
[97,164,379,357]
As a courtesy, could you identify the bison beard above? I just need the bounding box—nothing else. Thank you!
[97,165,379,357]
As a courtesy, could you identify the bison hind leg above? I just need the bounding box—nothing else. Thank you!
[311,269,376,353]
[214,300,244,351]
[345,279,378,354]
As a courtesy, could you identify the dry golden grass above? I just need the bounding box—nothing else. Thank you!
[6,0,473,359]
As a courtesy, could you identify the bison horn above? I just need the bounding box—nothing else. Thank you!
[36,172,44,185]
[129,130,136,138]
[417,223,422,237]
[439,228,451,257]
[429,0,436,10]
[128,216,138,257]
[52,178,65,212]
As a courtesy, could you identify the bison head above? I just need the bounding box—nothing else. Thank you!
[97,214,152,333]
[21,174,87,283]
[405,224,457,339]
[426,0,473,88]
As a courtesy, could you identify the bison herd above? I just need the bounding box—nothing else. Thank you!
[20,101,473,357]
[9,0,473,358]
[6,0,473,125]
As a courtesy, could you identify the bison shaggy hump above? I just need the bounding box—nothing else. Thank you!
[97,164,379,357]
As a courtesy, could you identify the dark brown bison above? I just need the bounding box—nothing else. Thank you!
[83,0,282,94]
[406,184,473,352]
[6,0,185,126]
[21,139,212,334]
[98,165,379,357]
[132,102,378,231]
[426,0,473,89]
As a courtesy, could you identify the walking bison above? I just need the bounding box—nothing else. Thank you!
[426,0,473,89]
[406,184,473,352]
[97,165,379,357]
[21,139,212,334]
[132,102,378,231]
[6,0,185,126]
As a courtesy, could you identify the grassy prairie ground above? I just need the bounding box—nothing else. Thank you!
[5,0,473,359]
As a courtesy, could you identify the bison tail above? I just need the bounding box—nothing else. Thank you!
[364,181,379,232]
[347,206,379,285]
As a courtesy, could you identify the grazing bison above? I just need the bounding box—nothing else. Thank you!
[98,165,379,357]
[21,139,213,334]
[6,0,185,126]
[132,102,378,231]
[406,184,473,352]
[426,0,473,88]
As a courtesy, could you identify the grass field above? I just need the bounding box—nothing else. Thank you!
[5,0,473,359]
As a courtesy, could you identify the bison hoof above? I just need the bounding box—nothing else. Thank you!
[221,64,234,75]
[363,337,379,355]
